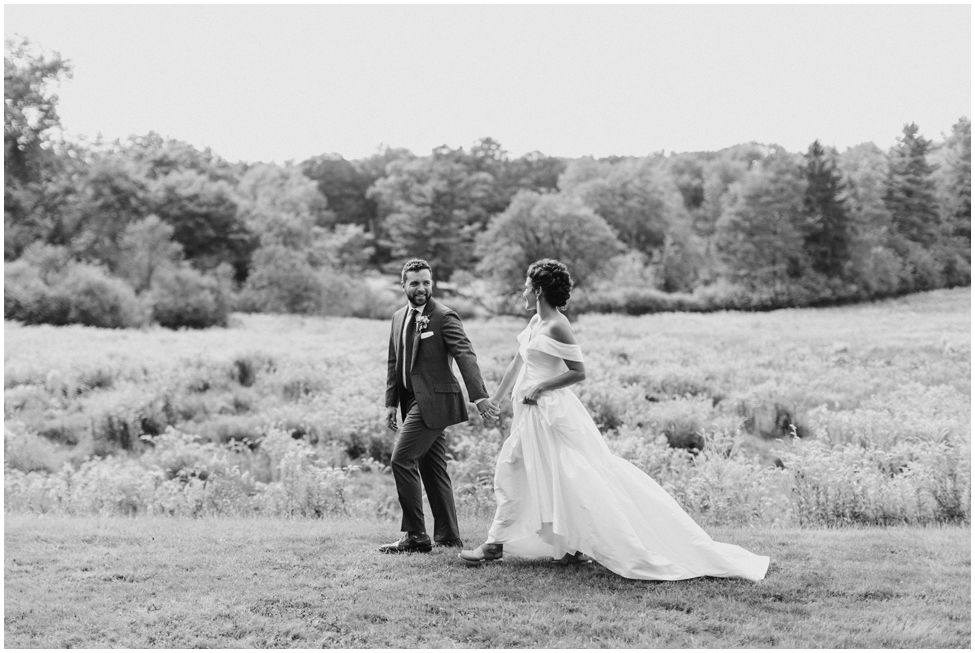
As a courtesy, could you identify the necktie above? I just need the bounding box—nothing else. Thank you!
[403,309,416,390]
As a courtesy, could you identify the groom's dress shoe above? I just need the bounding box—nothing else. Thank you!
[379,533,432,554]
[435,539,464,549]
[459,542,504,565]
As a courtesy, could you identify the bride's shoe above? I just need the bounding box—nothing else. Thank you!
[553,551,593,565]
[459,542,504,565]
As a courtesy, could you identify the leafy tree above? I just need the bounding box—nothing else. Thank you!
[690,144,772,282]
[559,156,688,258]
[300,153,378,229]
[116,214,183,293]
[837,142,894,244]
[368,152,495,280]
[505,150,565,195]
[475,190,623,294]
[19,242,72,285]
[149,169,254,280]
[466,137,514,217]
[5,153,86,258]
[4,37,74,258]
[837,143,902,294]
[356,145,416,180]
[425,144,503,229]
[238,244,326,314]
[666,151,715,214]
[657,223,703,293]
[307,223,375,272]
[4,36,72,186]
[801,140,852,278]
[120,131,237,183]
[699,143,770,237]
[715,149,808,286]
[236,162,332,248]
[884,123,941,247]
[71,154,154,268]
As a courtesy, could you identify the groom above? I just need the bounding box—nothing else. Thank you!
[381,258,499,553]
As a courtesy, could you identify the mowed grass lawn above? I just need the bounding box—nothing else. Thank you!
[4,515,970,648]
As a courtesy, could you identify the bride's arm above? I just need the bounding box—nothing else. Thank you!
[491,353,524,406]
[522,361,586,404]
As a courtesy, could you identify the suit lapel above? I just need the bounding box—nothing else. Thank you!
[393,306,407,361]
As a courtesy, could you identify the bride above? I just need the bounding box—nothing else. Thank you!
[459,259,769,581]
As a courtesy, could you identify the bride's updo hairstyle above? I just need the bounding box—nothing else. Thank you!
[527,259,573,311]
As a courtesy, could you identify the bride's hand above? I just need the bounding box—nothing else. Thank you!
[521,382,544,405]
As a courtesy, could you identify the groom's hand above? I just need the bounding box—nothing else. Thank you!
[385,406,399,431]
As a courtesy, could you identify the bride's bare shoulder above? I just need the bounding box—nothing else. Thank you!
[543,316,578,345]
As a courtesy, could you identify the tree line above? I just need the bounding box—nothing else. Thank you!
[5,37,971,328]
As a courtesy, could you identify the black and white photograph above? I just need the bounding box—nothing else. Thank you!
[3,3,970,648]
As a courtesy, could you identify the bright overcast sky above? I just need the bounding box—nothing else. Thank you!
[4,4,971,164]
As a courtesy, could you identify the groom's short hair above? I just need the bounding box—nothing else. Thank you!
[401,258,432,284]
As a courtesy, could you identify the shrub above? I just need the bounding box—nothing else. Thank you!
[4,426,72,473]
[35,413,89,447]
[19,243,73,283]
[193,415,263,446]
[902,243,945,291]
[608,428,793,526]
[237,245,327,314]
[853,246,904,297]
[3,260,73,325]
[149,266,231,329]
[345,284,401,319]
[574,286,704,315]
[60,263,148,328]
[780,435,971,526]
[321,274,396,319]
[438,295,480,321]
[738,401,812,440]
[572,379,650,434]
[86,387,172,454]
[936,248,971,288]
[229,354,264,387]
[5,254,150,328]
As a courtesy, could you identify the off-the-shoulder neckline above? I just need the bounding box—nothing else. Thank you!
[527,331,581,348]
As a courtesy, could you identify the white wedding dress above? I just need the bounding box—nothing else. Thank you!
[485,316,770,581]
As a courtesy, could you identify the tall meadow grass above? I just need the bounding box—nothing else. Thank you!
[4,288,970,526]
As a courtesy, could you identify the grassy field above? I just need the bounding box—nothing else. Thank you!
[4,515,970,648]
[4,289,971,647]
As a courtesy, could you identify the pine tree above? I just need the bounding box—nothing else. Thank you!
[801,140,852,278]
[941,117,971,242]
[884,124,941,247]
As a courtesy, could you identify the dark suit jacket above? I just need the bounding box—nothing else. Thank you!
[386,298,489,431]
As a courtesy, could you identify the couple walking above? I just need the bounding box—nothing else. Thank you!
[382,257,769,582]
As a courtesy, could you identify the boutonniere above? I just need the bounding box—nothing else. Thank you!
[415,314,431,332]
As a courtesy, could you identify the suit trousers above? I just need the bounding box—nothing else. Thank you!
[390,397,460,541]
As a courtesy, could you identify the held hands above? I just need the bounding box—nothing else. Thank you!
[476,398,500,423]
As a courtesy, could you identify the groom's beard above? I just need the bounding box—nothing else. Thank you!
[407,290,428,308]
